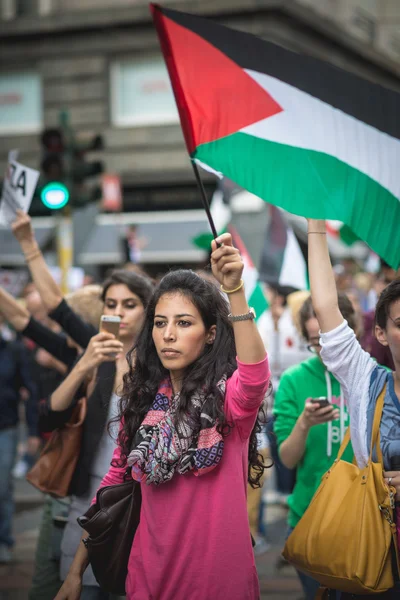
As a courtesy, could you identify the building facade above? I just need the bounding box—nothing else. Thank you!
[0,0,399,270]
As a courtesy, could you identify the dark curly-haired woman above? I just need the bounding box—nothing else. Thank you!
[57,233,271,600]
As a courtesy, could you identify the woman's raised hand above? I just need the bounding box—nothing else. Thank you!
[12,209,36,247]
[210,233,244,292]
[79,332,124,374]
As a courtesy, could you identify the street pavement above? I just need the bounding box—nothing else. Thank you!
[0,479,303,600]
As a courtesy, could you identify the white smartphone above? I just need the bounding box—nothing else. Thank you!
[99,315,121,339]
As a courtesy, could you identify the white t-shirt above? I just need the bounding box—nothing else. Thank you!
[90,392,120,478]
[257,308,309,383]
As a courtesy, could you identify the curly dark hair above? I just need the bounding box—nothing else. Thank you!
[114,269,269,488]
[101,269,154,308]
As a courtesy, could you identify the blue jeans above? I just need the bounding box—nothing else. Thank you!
[296,568,323,600]
[80,586,124,600]
[266,416,296,494]
[337,582,400,598]
[0,427,18,548]
[287,526,322,600]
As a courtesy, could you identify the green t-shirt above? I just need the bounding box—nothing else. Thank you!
[273,356,354,528]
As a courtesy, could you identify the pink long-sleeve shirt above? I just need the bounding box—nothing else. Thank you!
[95,357,270,600]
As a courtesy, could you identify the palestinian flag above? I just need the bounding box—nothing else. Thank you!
[151,5,400,268]
[326,221,360,247]
[228,225,268,323]
[260,205,308,292]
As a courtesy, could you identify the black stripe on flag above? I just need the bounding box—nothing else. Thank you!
[158,5,400,141]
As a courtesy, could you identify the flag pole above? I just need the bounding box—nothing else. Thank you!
[191,160,219,242]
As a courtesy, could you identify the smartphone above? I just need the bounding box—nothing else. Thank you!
[310,396,331,409]
[99,315,121,339]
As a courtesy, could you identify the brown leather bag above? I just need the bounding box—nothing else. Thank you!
[77,474,142,595]
[26,398,87,498]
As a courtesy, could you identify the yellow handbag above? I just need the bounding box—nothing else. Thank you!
[283,385,399,595]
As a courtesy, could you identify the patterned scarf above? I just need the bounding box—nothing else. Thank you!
[127,377,226,486]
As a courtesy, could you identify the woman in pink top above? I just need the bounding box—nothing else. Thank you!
[56,232,271,600]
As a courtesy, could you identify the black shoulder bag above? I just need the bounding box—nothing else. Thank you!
[77,471,141,596]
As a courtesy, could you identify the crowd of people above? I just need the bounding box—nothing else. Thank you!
[1,209,400,600]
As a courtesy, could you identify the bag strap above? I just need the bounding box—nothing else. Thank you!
[66,397,87,428]
[369,384,386,466]
[335,383,386,465]
[335,427,351,462]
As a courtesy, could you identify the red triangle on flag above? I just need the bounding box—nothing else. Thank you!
[153,8,283,154]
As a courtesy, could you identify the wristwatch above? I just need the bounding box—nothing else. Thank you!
[228,307,256,322]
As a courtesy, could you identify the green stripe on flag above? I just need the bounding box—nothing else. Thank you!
[194,132,400,268]
[249,282,269,321]
[339,224,360,246]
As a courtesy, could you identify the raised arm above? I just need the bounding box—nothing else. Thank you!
[307,219,343,333]
[0,286,30,331]
[0,286,76,367]
[48,299,97,350]
[50,332,123,411]
[211,232,266,364]
[308,219,377,467]
[12,210,63,312]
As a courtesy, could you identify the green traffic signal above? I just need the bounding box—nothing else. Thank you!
[39,122,104,212]
[40,182,70,210]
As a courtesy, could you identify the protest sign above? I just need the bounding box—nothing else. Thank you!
[8,149,19,163]
[0,159,39,226]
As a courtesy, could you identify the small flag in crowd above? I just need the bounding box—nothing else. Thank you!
[228,225,268,322]
[326,221,360,247]
[259,205,308,292]
[193,187,231,250]
[151,5,400,268]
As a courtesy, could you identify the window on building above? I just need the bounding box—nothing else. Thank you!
[1,0,48,19]
[16,0,38,16]
[111,56,179,127]
[1,0,16,19]
[0,72,43,135]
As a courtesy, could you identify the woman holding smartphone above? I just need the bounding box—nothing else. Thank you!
[45,270,154,600]
[10,210,154,599]
[273,294,356,600]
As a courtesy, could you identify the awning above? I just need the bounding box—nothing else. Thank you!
[0,217,55,266]
[78,210,209,265]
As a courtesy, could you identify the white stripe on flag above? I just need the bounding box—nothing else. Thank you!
[242,70,400,201]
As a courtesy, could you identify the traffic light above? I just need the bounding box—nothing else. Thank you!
[71,135,103,183]
[38,127,69,211]
[29,123,104,216]
[41,182,70,210]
